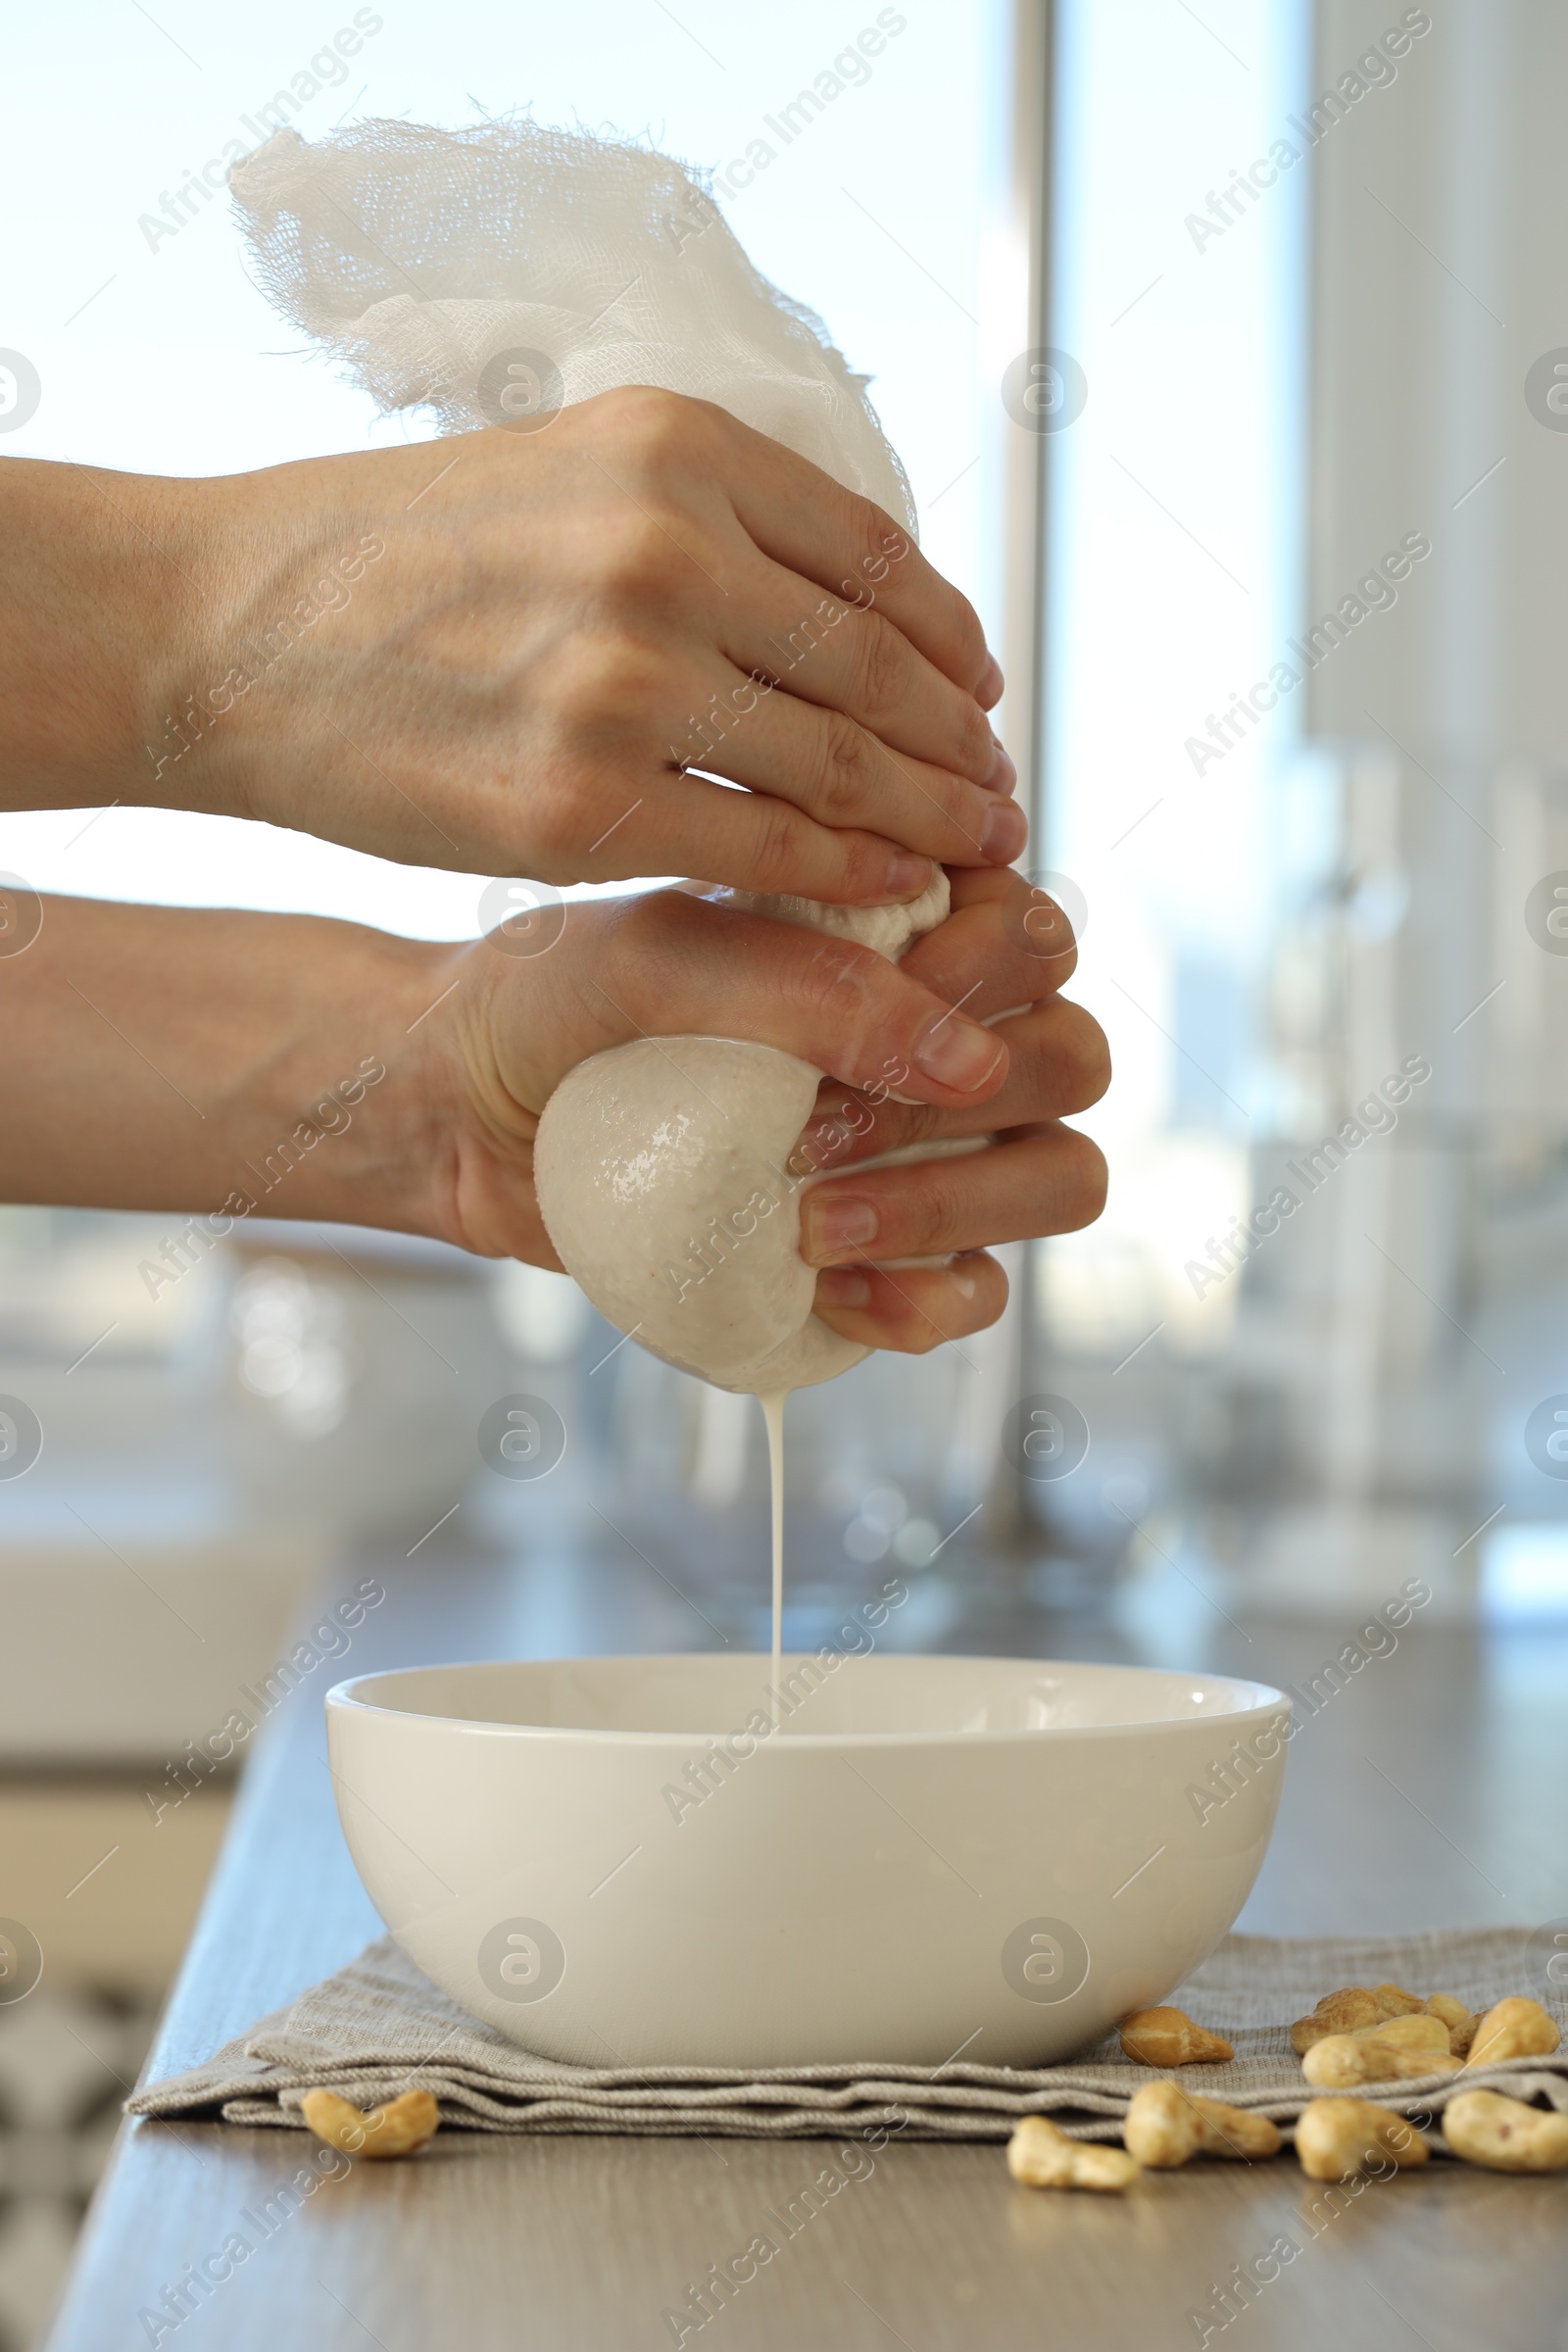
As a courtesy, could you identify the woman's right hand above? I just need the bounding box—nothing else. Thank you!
[414,868,1104,1356]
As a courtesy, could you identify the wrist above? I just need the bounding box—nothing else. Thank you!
[0,459,210,809]
[154,462,395,833]
[0,896,478,1239]
[262,931,474,1246]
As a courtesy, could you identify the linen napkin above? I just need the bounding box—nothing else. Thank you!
[127,1924,1568,2145]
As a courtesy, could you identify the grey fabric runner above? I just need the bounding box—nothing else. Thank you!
[127,1925,1568,2145]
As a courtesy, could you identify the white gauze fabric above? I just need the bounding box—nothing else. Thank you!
[225,117,916,526]
[534,873,950,1394]
[228,117,951,1395]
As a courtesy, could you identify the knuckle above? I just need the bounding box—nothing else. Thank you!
[746,796,814,893]
[847,612,910,717]
[832,826,897,902]
[600,637,671,729]
[879,1099,942,1152]
[813,709,878,820]
[532,634,614,727]
[846,499,907,584]
[586,383,696,459]
[795,935,882,1041]
[956,699,998,776]
[916,1171,970,1254]
[611,889,676,983]
[958,696,992,771]
[605,885,687,992]
[618,885,686,956]
[597,513,688,602]
[551,633,669,734]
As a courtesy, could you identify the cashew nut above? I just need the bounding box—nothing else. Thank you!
[1424,1993,1477,2054]
[1007,2114,1140,2192]
[1300,2032,1461,2089]
[1442,2088,1568,2173]
[1289,1982,1427,2055]
[1295,2097,1429,2180]
[1349,2012,1451,2055]
[1367,1981,1427,2018]
[300,2087,439,2159]
[1464,1996,1561,2070]
[1122,2080,1281,2168]
[1119,2006,1234,2067]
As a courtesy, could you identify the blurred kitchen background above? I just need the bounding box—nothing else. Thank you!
[5,0,1568,2341]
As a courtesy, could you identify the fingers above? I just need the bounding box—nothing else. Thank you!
[802,998,1111,1171]
[799,1124,1108,1267]
[727,565,1014,795]
[696,662,1027,875]
[591,890,1011,1105]
[706,407,1001,703]
[812,1253,1009,1354]
[662,770,937,906]
[627,768,937,905]
[896,865,1078,1012]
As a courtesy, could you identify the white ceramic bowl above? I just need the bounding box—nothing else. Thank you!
[326,1653,1288,2068]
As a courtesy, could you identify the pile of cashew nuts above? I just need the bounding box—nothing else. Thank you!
[1007,1987,1567,2193]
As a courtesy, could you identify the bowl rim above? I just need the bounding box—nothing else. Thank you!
[324,1653,1291,1749]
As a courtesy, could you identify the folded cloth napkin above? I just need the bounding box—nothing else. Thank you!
[127,1925,1568,2145]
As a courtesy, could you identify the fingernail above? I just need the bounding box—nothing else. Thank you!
[977,654,1004,707]
[982,798,1027,863]
[817,1266,872,1308]
[886,852,932,898]
[913,1014,1004,1093]
[952,1249,983,1301]
[985,739,1018,796]
[805,1194,879,1261]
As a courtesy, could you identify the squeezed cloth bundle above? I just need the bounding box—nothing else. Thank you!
[128,1926,1568,2146]
[226,118,972,1396]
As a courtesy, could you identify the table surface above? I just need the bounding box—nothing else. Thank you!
[42,1544,1568,2352]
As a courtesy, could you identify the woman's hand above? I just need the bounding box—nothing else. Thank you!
[796,869,1109,1352]
[2,390,1023,903]
[423,866,1106,1356]
[0,872,1103,1364]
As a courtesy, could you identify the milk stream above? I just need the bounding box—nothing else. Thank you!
[761,1391,786,1692]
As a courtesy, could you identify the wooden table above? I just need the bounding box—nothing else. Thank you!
[42,1547,1568,2350]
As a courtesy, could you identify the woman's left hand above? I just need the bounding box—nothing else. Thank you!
[797,866,1109,1353]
